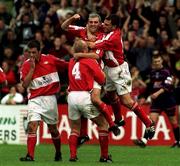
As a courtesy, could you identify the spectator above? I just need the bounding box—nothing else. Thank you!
[34,30,51,54]
[1,60,17,97]
[130,66,147,101]
[1,86,24,105]
[49,35,73,60]
[2,47,17,66]
[131,36,154,80]
[0,19,8,43]
[45,3,59,29]
[38,0,55,24]
[0,67,6,85]
[42,23,54,43]
[56,0,74,20]
[15,4,39,47]
[0,2,12,25]
[157,29,171,52]
[1,28,20,58]
[0,66,7,99]
[16,82,28,104]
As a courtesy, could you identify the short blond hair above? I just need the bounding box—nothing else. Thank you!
[73,38,88,53]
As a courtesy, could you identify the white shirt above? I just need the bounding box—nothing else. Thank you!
[1,93,24,104]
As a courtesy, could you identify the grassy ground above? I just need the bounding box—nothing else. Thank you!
[0,144,180,166]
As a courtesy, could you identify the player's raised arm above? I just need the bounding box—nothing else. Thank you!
[61,14,80,31]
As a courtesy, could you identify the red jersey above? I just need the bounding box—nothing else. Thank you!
[0,67,6,84]
[20,54,68,99]
[68,58,105,91]
[95,28,124,67]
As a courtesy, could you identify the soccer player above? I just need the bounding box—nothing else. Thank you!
[19,40,68,161]
[88,14,155,139]
[61,13,120,139]
[134,54,179,147]
[68,39,112,163]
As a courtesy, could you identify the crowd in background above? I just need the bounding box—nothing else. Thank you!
[0,0,179,104]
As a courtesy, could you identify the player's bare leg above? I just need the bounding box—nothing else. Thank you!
[48,124,62,161]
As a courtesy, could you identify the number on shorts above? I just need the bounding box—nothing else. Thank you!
[72,62,81,79]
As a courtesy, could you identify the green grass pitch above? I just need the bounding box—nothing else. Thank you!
[0,144,180,166]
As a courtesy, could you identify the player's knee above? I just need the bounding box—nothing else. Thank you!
[97,115,108,130]
[91,93,101,106]
[121,95,134,108]
[28,121,38,133]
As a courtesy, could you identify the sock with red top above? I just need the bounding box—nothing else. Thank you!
[98,130,109,158]
[69,130,79,159]
[27,133,37,159]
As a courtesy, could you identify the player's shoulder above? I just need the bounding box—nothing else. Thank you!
[42,54,57,61]
[22,58,31,65]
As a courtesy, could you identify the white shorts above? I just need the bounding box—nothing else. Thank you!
[104,61,132,95]
[93,81,102,89]
[27,95,58,124]
[67,91,100,120]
